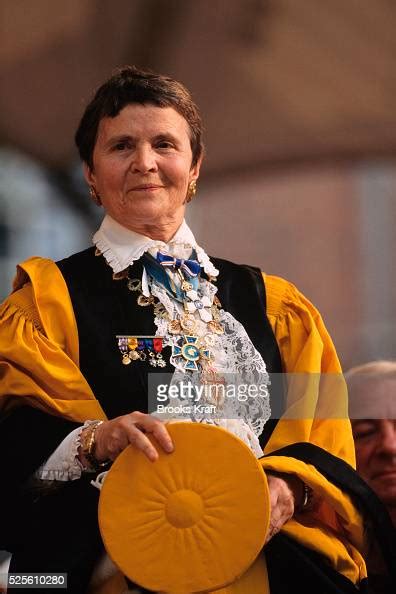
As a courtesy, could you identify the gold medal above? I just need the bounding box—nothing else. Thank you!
[122,354,132,365]
[153,302,167,318]
[180,314,196,333]
[137,295,155,307]
[207,320,224,335]
[129,350,140,361]
[211,306,221,321]
[127,278,142,292]
[168,319,182,334]
[213,295,222,307]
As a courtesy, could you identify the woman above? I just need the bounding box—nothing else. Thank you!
[0,67,368,593]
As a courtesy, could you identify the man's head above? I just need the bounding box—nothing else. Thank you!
[346,361,396,525]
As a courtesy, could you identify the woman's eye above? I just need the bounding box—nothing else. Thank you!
[113,141,132,151]
[156,141,173,149]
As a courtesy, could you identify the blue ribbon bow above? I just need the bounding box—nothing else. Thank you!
[156,252,201,278]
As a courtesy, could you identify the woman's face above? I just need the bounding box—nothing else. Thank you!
[85,103,201,240]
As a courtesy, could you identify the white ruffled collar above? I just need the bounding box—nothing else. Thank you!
[93,214,218,277]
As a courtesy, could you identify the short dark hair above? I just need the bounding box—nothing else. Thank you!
[75,66,204,170]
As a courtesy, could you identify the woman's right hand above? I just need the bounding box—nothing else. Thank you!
[86,412,174,463]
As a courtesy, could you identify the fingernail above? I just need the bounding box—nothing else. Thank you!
[165,441,174,453]
[149,450,158,462]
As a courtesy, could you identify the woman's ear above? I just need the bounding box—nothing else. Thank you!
[83,162,96,187]
[83,162,102,206]
[189,154,203,183]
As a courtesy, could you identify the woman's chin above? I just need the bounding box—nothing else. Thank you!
[116,206,181,235]
[122,198,163,220]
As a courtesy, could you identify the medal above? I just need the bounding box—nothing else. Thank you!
[180,313,196,333]
[207,320,224,335]
[153,302,167,318]
[156,354,166,368]
[127,278,142,292]
[137,295,155,307]
[117,336,165,365]
[118,337,129,364]
[172,336,212,371]
[168,319,182,334]
[153,337,167,367]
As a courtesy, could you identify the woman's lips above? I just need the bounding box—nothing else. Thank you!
[130,184,163,191]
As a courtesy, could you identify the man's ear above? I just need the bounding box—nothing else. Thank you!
[83,162,96,187]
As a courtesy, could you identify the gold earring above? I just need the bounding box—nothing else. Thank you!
[186,180,197,203]
[89,185,102,206]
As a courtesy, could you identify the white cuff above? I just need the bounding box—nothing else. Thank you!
[35,425,90,481]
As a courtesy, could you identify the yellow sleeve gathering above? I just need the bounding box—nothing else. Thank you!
[262,273,366,584]
[0,257,106,422]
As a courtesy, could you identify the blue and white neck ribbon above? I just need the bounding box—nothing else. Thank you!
[157,252,201,278]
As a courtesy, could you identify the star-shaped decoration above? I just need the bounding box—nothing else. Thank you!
[172,336,212,371]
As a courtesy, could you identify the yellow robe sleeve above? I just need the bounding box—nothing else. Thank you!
[260,274,366,584]
[0,257,106,422]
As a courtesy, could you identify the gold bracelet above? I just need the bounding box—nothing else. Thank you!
[80,420,110,471]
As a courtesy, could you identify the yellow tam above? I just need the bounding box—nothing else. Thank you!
[99,423,270,593]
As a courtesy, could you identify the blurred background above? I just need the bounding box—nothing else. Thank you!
[1,0,396,369]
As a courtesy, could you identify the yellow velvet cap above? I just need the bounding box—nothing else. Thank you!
[98,423,270,593]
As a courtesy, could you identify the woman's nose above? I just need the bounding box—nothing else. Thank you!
[130,146,158,173]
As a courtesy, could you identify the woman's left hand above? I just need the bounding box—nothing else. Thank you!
[265,473,304,543]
